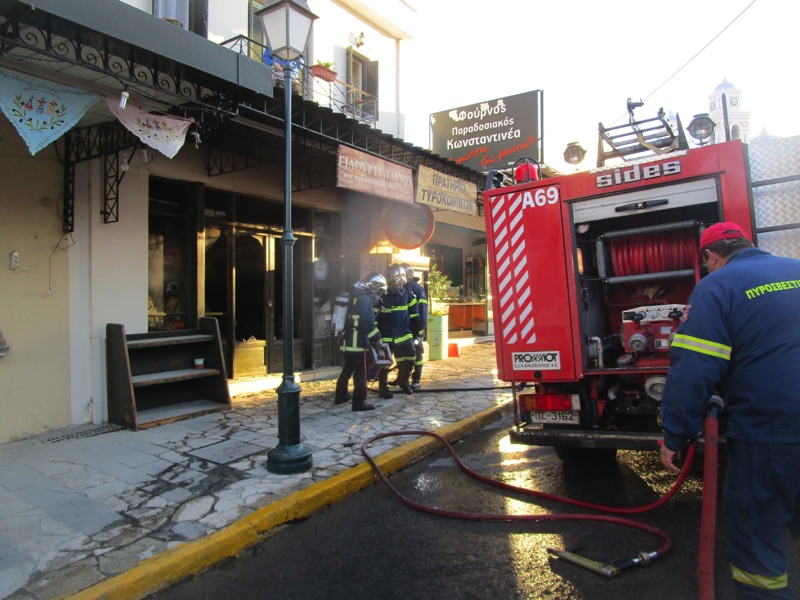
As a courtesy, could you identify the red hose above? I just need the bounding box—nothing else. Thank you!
[362,430,698,567]
[698,406,722,599]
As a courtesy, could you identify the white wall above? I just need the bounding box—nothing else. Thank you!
[119,0,151,12]
[207,0,249,44]
[310,0,413,137]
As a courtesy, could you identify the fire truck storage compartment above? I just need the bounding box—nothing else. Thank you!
[571,178,721,372]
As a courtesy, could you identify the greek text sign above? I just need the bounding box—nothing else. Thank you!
[430,90,542,173]
[336,146,414,203]
[415,165,477,216]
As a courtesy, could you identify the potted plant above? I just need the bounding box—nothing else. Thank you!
[310,61,337,83]
[426,264,452,360]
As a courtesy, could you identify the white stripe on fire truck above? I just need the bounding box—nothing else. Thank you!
[507,195,526,344]
[491,195,505,218]
[496,246,510,276]
[510,210,523,233]
[518,286,531,305]
[492,191,536,347]
[496,243,509,268]
[494,225,508,250]
[493,209,507,232]
[509,192,523,213]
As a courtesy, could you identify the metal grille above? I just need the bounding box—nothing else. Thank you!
[749,135,800,260]
[749,136,800,181]
[44,424,123,443]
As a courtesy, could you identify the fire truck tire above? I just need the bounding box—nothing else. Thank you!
[553,446,618,463]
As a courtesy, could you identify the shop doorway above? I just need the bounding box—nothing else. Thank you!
[205,227,310,377]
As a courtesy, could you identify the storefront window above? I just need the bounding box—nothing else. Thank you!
[148,179,192,332]
[148,217,189,331]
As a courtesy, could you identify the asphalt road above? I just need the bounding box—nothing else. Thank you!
[152,415,799,600]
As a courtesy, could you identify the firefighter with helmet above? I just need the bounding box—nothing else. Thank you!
[660,222,800,599]
[395,263,427,391]
[333,272,388,411]
[376,264,421,397]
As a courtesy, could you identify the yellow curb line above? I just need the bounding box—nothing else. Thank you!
[65,401,511,600]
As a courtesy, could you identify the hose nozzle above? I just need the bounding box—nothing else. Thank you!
[548,548,660,578]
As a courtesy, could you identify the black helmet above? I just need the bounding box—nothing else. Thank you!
[358,272,387,300]
[386,264,407,293]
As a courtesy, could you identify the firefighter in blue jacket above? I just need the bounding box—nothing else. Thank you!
[402,263,428,390]
[660,222,800,599]
[376,264,422,397]
[334,272,387,412]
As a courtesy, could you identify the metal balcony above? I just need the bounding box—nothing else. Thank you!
[220,35,378,127]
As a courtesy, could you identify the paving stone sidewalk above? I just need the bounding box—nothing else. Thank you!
[0,341,509,599]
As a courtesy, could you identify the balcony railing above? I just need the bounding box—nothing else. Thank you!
[220,35,378,127]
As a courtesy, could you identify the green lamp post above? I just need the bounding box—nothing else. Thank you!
[258,0,317,474]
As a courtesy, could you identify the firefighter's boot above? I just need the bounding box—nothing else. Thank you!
[378,369,394,399]
[411,365,423,391]
[398,362,414,395]
[352,400,375,412]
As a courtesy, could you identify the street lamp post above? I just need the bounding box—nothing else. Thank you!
[258,0,317,474]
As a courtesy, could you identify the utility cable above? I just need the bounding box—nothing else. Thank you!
[612,0,759,125]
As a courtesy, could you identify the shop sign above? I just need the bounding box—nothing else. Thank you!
[415,165,477,216]
[336,146,414,204]
[430,89,542,173]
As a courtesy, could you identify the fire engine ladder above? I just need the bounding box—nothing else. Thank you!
[597,99,690,167]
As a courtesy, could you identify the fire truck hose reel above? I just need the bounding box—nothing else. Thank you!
[611,231,697,277]
[362,429,701,580]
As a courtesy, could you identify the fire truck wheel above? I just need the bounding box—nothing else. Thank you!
[553,446,618,463]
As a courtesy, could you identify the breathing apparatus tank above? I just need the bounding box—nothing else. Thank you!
[331,290,350,336]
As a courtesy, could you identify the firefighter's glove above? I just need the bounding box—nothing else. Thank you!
[372,338,388,351]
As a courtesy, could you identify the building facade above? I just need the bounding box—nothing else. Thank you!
[0,0,486,443]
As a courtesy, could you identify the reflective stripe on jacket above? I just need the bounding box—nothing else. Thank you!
[340,289,381,354]
[661,248,800,450]
[376,287,420,344]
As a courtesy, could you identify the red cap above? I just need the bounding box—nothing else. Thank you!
[699,222,748,250]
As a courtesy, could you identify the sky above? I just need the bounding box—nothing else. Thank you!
[399,0,799,174]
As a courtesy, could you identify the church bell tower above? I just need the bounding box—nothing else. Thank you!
[707,77,751,143]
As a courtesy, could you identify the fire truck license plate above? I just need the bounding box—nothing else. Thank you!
[530,411,578,424]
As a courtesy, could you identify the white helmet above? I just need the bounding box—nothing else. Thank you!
[400,263,418,282]
[357,272,387,300]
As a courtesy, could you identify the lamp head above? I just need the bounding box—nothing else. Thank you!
[257,0,318,62]
[687,113,716,145]
[563,142,587,165]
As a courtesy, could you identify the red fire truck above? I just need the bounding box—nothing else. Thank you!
[483,134,769,461]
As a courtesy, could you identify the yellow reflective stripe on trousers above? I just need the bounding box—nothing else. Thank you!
[732,565,788,590]
[671,333,732,360]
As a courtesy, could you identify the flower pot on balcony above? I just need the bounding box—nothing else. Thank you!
[310,64,337,83]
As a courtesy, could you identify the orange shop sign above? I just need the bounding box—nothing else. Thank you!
[336,146,414,204]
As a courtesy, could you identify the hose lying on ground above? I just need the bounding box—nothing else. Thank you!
[362,429,697,578]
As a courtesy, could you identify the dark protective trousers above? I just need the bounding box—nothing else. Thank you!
[381,337,415,392]
[412,336,424,383]
[724,438,800,599]
[335,352,368,406]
